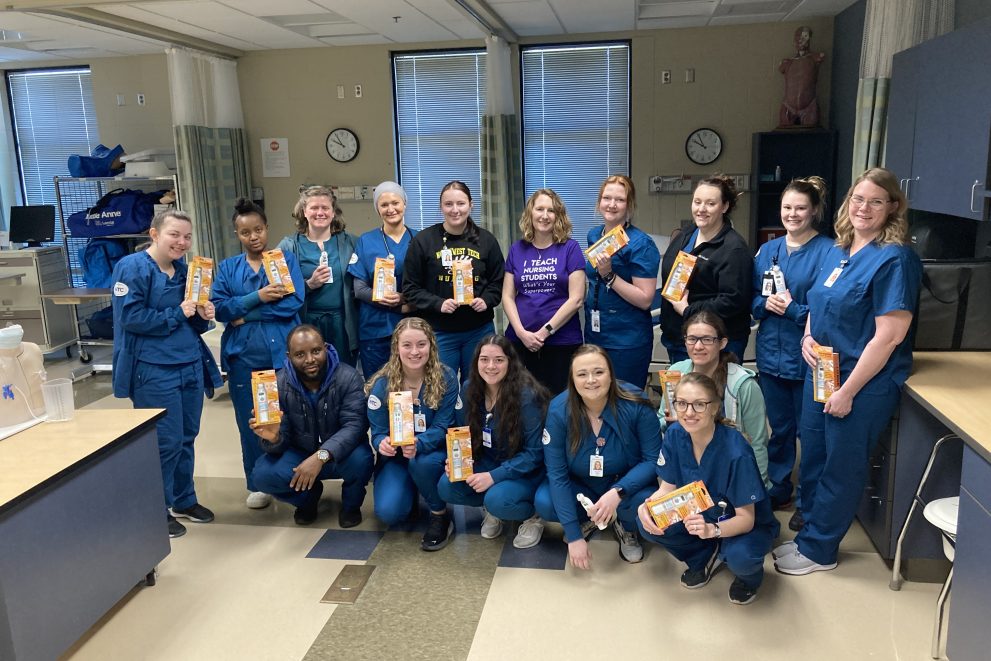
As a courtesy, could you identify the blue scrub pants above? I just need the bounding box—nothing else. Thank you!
[360,336,391,379]
[435,322,494,383]
[227,357,272,492]
[796,377,900,565]
[533,479,653,538]
[601,343,652,390]
[372,450,447,524]
[306,309,357,367]
[131,360,203,511]
[251,444,374,510]
[759,371,804,506]
[638,520,771,588]
[437,455,541,521]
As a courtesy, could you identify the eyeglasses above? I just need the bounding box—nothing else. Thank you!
[684,335,719,346]
[850,195,889,210]
[672,399,712,413]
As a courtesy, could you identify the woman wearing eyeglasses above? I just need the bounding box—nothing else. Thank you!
[658,311,769,488]
[637,373,778,605]
[774,168,921,576]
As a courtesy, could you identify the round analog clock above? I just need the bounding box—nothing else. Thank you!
[326,128,359,163]
[685,128,723,165]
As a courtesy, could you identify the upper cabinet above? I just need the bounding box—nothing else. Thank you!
[887,19,991,220]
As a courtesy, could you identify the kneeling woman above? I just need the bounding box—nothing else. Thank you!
[537,345,661,570]
[366,317,461,551]
[638,373,778,605]
[438,335,550,549]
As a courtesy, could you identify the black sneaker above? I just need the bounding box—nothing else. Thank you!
[421,510,454,551]
[788,508,805,532]
[167,515,186,538]
[294,482,323,525]
[339,508,362,529]
[680,544,723,589]
[170,503,215,523]
[728,577,759,605]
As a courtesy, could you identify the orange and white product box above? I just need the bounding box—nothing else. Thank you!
[446,426,474,482]
[659,370,683,418]
[185,255,214,304]
[251,369,282,425]
[389,391,416,446]
[372,257,396,302]
[262,249,296,293]
[660,251,698,303]
[452,260,474,305]
[585,224,630,264]
[814,345,840,403]
[645,480,715,530]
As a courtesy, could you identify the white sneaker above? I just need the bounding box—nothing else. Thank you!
[246,491,272,509]
[613,520,644,563]
[774,549,837,575]
[480,507,503,539]
[513,515,545,549]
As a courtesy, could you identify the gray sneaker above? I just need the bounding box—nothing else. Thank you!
[774,549,837,575]
[772,540,798,559]
[480,507,503,539]
[613,520,643,563]
[513,515,545,549]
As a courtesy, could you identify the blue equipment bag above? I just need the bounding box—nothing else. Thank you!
[67,188,166,238]
[67,144,125,178]
[79,238,130,288]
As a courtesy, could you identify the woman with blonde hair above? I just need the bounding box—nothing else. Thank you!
[365,317,461,551]
[502,188,585,393]
[278,185,359,366]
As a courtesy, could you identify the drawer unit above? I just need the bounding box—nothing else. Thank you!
[0,247,77,352]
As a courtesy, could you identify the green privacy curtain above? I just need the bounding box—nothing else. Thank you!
[167,47,249,261]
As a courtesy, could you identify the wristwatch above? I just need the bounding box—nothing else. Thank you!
[544,323,555,335]
[317,449,331,463]
[611,484,625,499]
[713,522,722,538]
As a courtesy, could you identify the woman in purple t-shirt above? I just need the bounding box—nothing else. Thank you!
[502,189,586,394]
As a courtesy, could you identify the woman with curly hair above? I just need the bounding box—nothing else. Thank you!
[502,189,585,394]
[278,185,359,366]
[365,317,460,551]
[438,335,551,548]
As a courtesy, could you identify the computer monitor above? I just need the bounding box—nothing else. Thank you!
[9,205,56,247]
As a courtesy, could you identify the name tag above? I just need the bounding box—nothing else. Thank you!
[590,310,601,333]
[589,454,604,477]
[823,267,843,288]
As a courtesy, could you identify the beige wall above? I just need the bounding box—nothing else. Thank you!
[239,19,832,244]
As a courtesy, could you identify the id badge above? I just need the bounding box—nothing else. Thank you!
[326,265,334,284]
[591,310,601,333]
[823,267,843,288]
[589,454,604,477]
[441,249,453,267]
[761,272,774,296]
[482,428,492,448]
[414,413,427,433]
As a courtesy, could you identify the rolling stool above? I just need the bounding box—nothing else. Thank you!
[889,433,960,659]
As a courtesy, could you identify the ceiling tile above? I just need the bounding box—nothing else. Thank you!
[490,1,563,36]
[550,0,635,33]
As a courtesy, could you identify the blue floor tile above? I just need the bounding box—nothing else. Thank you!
[497,536,568,570]
[306,529,385,561]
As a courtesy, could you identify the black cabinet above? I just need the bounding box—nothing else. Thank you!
[749,130,837,248]
[886,18,991,220]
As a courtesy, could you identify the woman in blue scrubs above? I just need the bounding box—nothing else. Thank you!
[366,317,460,551]
[212,198,304,510]
[774,167,922,576]
[348,182,415,377]
[638,373,778,605]
[111,209,223,538]
[536,344,661,569]
[278,186,359,367]
[438,335,550,549]
[584,175,659,389]
[751,177,832,522]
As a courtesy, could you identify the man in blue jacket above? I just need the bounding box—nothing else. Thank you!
[250,324,373,526]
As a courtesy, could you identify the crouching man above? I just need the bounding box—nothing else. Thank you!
[250,324,373,526]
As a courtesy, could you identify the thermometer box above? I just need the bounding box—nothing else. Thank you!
[585,224,630,264]
[813,345,840,403]
[184,255,214,304]
[645,480,714,530]
[262,249,296,293]
[658,370,683,418]
[372,257,397,302]
[660,251,697,303]
[251,369,282,426]
[389,391,416,446]
[446,426,474,482]
[452,260,474,305]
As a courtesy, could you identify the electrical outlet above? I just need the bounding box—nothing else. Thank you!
[354,84,362,98]
[661,70,671,84]
[136,93,146,106]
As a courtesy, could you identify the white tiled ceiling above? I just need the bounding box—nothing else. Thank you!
[0,0,858,62]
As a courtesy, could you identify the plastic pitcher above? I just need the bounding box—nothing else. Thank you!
[41,378,75,422]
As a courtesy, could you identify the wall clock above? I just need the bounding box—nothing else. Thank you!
[326,128,359,163]
[685,128,722,165]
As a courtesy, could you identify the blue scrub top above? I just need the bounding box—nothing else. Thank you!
[296,235,345,312]
[542,386,661,542]
[657,422,777,533]
[583,223,660,349]
[807,242,922,392]
[211,252,305,371]
[457,383,546,483]
[751,234,833,380]
[366,366,461,455]
[348,226,415,342]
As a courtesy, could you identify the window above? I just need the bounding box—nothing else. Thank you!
[6,67,100,206]
[522,43,630,247]
[393,50,486,229]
